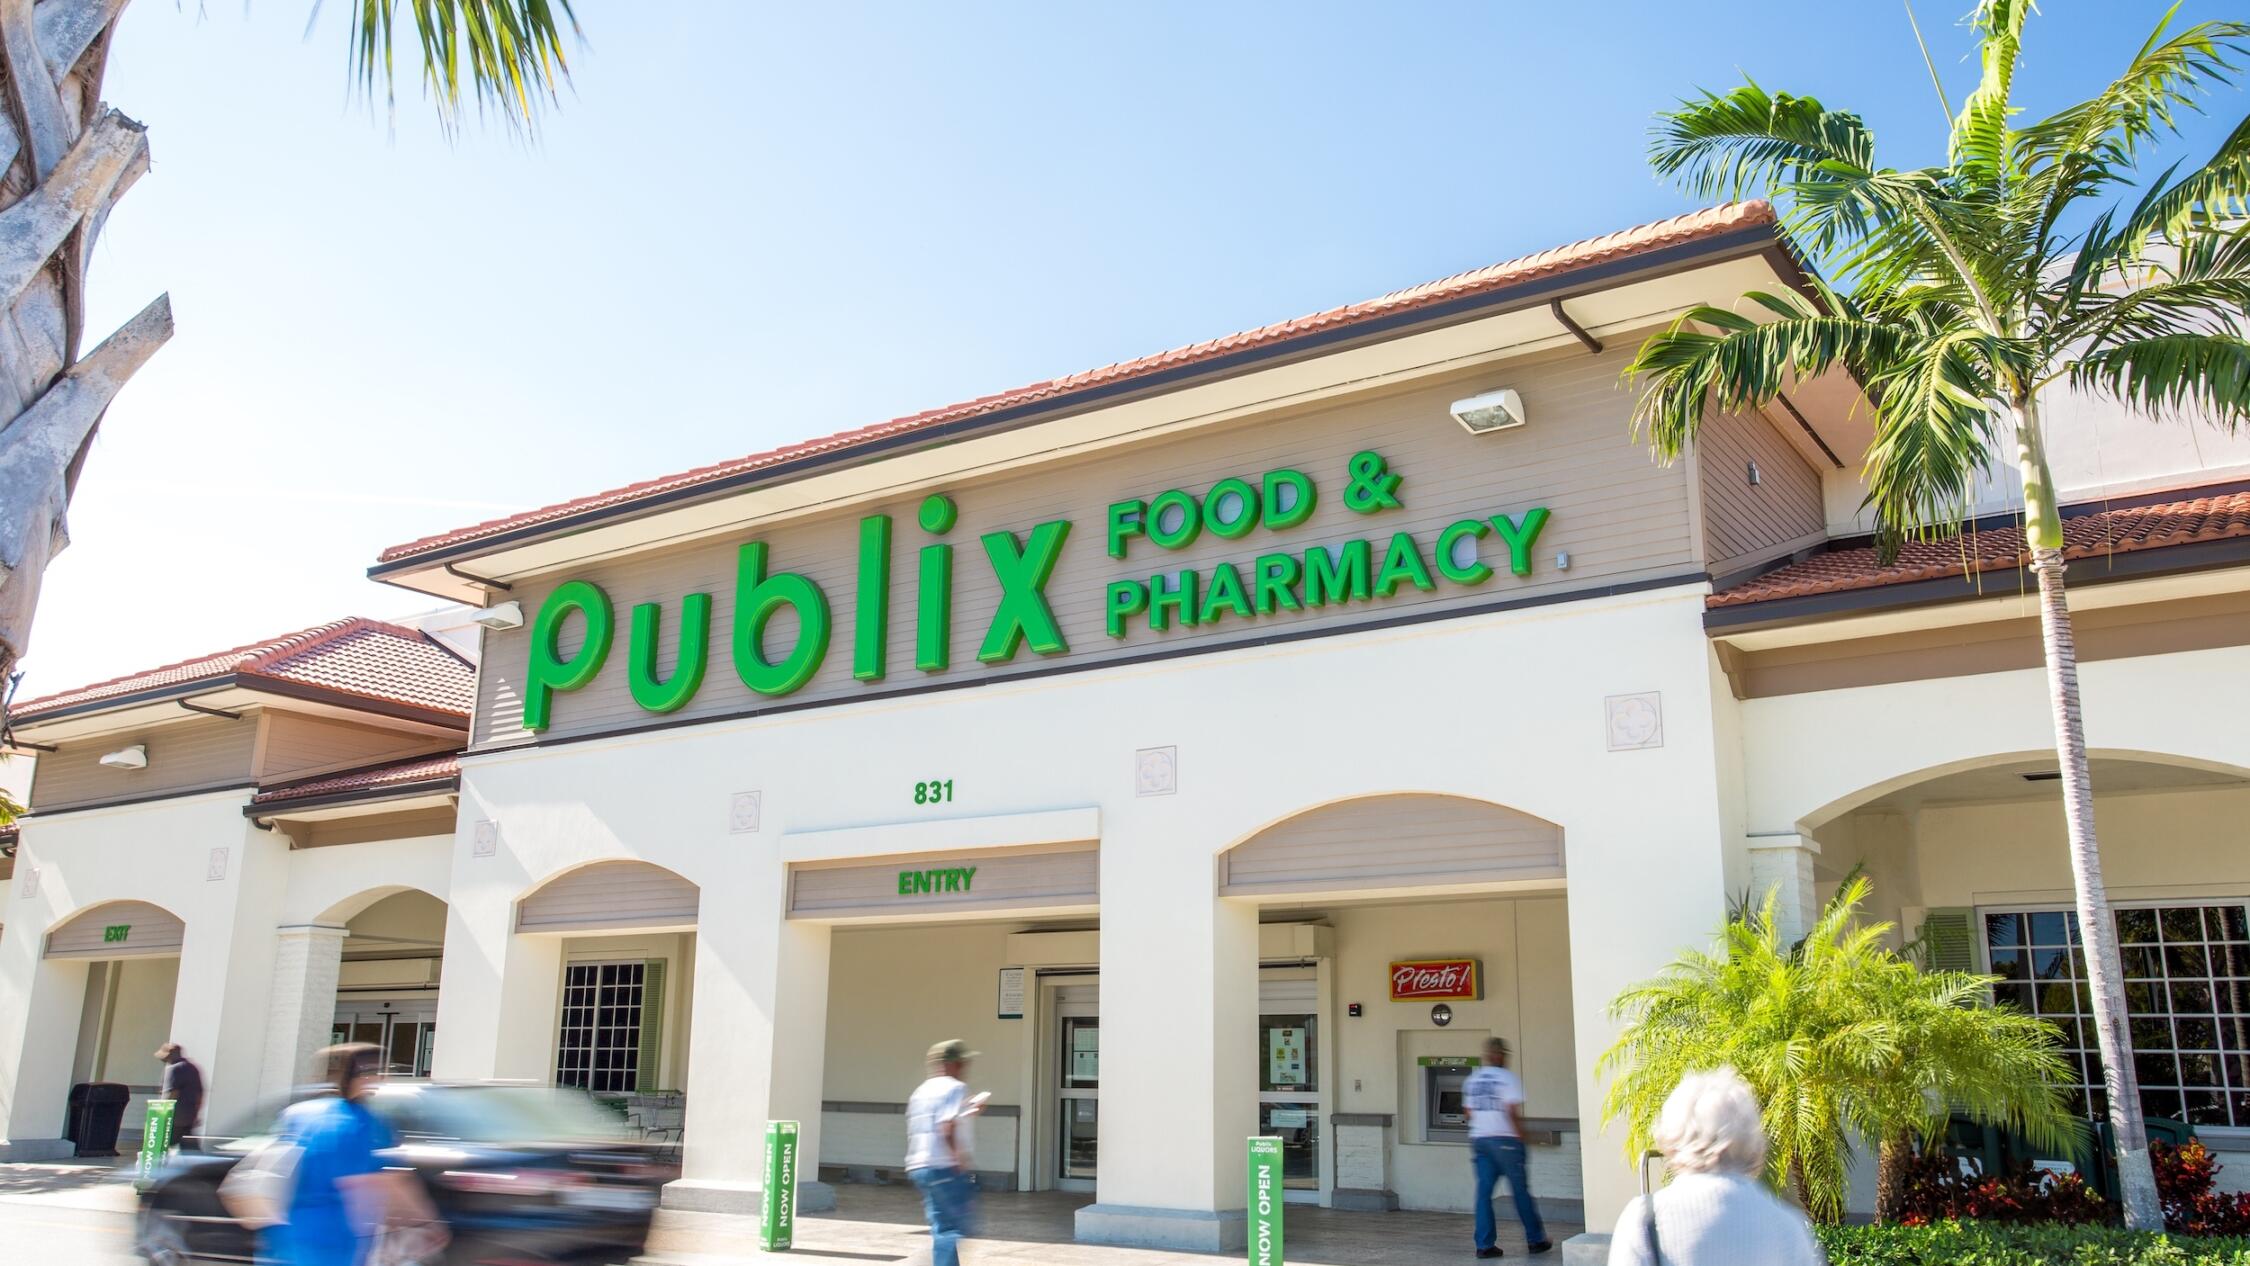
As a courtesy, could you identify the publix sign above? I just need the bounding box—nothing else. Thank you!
[521,450,1550,730]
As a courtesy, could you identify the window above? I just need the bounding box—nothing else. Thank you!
[555,961,644,1094]
[1984,904,2250,1128]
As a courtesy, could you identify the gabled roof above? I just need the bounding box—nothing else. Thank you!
[1707,488,2250,613]
[250,751,461,808]
[374,201,1781,569]
[9,618,476,726]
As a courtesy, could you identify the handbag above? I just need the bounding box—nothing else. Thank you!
[217,1136,302,1229]
[1639,1150,1665,1266]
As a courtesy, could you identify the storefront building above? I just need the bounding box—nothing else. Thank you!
[6,201,2249,1241]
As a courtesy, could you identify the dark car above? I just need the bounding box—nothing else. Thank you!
[135,1082,676,1265]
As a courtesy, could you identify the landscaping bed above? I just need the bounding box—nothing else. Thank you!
[1818,1223,2250,1265]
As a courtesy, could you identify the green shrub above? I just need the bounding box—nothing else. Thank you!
[1817,1222,2250,1265]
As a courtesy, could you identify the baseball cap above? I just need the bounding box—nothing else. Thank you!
[928,1039,980,1064]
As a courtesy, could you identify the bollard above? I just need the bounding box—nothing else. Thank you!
[761,1120,800,1250]
[1247,1135,1284,1265]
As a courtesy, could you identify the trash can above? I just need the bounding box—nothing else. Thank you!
[64,1081,131,1157]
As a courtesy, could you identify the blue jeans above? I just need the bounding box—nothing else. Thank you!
[1473,1135,1546,1250]
[909,1165,977,1266]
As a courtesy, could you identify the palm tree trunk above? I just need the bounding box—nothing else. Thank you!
[0,0,172,714]
[2015,399,2163,1230]
[1876,1133,1913,1224]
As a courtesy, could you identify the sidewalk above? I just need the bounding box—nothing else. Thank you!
[649,1185,1578,1264]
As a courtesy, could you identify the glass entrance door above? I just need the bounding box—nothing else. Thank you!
[332,1003,437,1078]
[1057,1007,1099,1191]
[1258,1012,1319,1190]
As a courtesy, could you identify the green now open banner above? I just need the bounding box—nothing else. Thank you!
[761,1119,800,1250]
[136,1099,175,1187]
[1247,1135,1283,1265]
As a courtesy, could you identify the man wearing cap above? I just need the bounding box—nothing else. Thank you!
[1466,1035,1552,1257]
[905,1039,984,1266]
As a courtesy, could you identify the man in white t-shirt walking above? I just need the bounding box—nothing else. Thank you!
[906,1039,984,1266]
[1465,1036,1552,1257]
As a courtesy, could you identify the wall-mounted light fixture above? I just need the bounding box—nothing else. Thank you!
[99,743,147,770]
[1448,387,1526,435]
[473,601,525,631]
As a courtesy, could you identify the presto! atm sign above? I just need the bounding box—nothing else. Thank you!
[1389,958,1481,1001]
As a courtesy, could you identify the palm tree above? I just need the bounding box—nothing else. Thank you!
[1599,878,2079,1224]
[1624,1,2249,1228]
[0,0,575,719]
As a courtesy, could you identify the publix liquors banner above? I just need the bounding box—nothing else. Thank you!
[521,449,1551,730]
[761,1119,799,1250]
[1247,1135,1284,1266]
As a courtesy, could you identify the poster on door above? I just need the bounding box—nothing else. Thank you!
[1267,1027,1306,1088]
[1071,1024,1100,1080]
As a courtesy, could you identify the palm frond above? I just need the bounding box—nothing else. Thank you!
[1626,295,1904,461]
[342,0,580,134]
[2069,332,2250,430]
[1950,0,2031,185]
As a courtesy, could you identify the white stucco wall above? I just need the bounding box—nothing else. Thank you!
[435,580,1733,1228]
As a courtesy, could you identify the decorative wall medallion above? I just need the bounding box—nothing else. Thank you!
[1605,692,1664,751]
[1135,746,1177,797]
[472,819,499,858]
[730,790,764,834]
[206,847,229,881]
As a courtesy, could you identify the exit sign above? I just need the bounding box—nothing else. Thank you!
[103,924,131,944]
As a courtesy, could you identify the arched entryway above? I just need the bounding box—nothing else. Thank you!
[43,899,188,1147]
[1797,750,2250,1214]
[1209,794,1579,1229]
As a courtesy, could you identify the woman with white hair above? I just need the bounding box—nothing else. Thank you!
[1607,1068,1824,1266]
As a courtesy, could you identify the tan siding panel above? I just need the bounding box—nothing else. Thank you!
[259,713,458,782]
[47,901,185,959]
[789,845,1098,919]
[476,346,1696,747]
[1221,795,1563,896]
[518,861,699,932]
[1697,409,1825,574]
[30,716,257,810]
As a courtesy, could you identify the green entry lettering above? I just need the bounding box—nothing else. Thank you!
[896,867,978,896]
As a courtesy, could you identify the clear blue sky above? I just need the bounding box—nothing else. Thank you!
[22,0,2244,698]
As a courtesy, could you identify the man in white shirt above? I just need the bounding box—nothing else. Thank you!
[905,1039,983,1266]
[1465,1036,1553,1257]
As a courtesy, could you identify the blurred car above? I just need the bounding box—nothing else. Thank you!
[135,1082,676,1265]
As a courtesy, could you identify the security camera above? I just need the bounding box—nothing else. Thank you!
[1449,387,1527,435]
[473,601,525,631]
[99,744,147,770]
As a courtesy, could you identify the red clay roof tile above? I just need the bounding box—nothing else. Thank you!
[251,751,461,805]
[377,202,1777,566]
[1707,490,2250,610]
[10,618,475,723]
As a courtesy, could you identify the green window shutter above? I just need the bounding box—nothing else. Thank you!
[637,959,667,1092]
[1921,908,1976,973]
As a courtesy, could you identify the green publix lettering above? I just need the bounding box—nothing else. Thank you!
[519,451,1552,730]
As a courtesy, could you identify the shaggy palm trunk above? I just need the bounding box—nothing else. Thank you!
[1876,1134,1913,1224]
[2014,399,2163,1231]
[0,0,172,708]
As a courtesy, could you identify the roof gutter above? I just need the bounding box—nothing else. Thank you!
[9,672,470,732]
[369,221,1789,588]
[245,775,462,822]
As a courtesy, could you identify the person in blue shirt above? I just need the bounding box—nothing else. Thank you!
[262,1043,446,1266]
[1464,1036,1553,1258]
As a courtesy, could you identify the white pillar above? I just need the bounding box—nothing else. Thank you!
[0,942,91,1159]
[430,892,562,1084]
[1745,834,1821,946]
[1076,843,1259,1251]
[259,925,347,1104]
[666,847,833,1216]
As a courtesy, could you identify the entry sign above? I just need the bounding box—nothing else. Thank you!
[1247,1135,1284,1266]
[761,1119,799,1250]
[136,1099,175,1186]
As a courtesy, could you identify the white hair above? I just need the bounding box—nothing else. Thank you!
[1653,1068,1768,1176]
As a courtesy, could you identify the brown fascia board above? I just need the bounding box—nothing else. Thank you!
[244,777,462,819]
[1702,534,2250,635]
[10,673,469,734]
[367,220,1793,593]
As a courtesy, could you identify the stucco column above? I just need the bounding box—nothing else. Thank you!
[665,847,833,1216]
[170,827,290,1132]
[259,925,347,1105]
[1562,781,1734,1231]
[430,882,563,1084]
[1076,841,1259,1251]
[0,921,91,1159]
[1745,834,1821,945]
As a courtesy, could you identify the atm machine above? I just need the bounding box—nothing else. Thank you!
[1419,1055,1477,1142]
